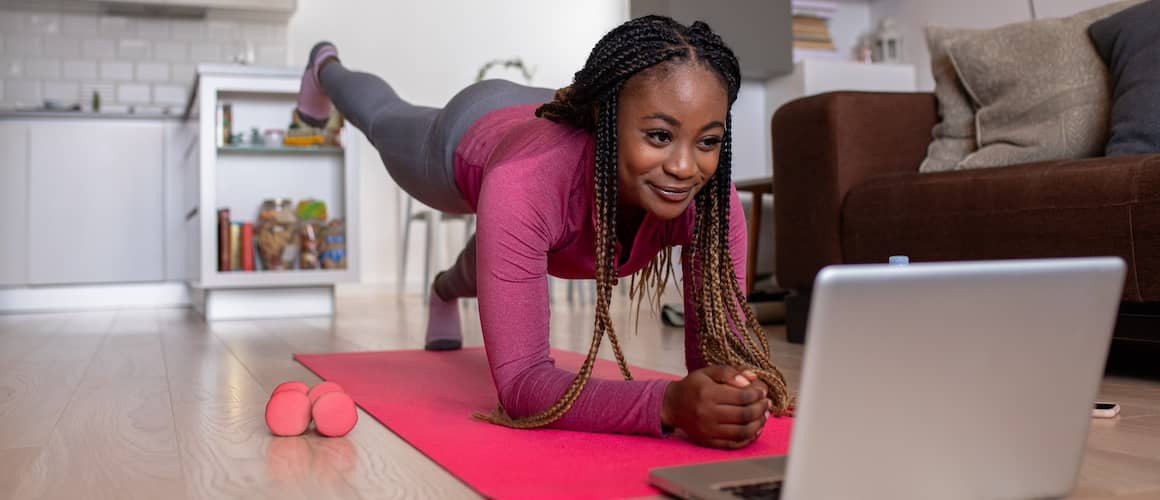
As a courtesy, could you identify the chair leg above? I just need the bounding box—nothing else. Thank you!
[399,197,413,296]
[423,211,437,302]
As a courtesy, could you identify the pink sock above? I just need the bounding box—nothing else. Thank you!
[425,286,462,351]
[297,42,339,125]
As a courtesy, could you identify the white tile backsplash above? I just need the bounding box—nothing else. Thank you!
[153,84,186,105]
[190,42,222,62]
[43,81,79,102]
[116,83,150,104]
[1,57,24,78]
[27,14,61,35]
[6,79,41,104]
[171,21,205,41]
[136,19,171,40]
[0,11,25,34]
[135,62,169,82]
[1,6,287,109]
[207,20,240,40]
[118,39,151,59]
[153,41,188,62]
[44,37,81,58]
[243,23,265,42]
[170,63,195,85]
[100,16,134,36]
[62,15,99,36]
[63,60,98,80]
[5,35,43,56]
[82,39,116,60]
[26,58,60,79]
[100,61,133,81]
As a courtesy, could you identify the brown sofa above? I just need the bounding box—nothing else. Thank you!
[771,91,1160,344]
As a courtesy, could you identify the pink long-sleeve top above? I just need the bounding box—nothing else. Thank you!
[454,104,748,436]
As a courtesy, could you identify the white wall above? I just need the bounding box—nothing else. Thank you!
[731,81,768,182]
[868,0,1122,91]
[288,0,629,288]
[867,0,1032,90]
[826,1,873,61]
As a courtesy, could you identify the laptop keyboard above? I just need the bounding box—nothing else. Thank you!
[720,480,783,499]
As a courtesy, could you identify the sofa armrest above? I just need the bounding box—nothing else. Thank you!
[772,91,938,290]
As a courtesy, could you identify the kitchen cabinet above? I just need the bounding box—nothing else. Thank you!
[166,0,294,12]
[82,0,294,19]
[0,0,295,20]
[0,123,29,286]
[27,120,165,285]
[165,121,198,282]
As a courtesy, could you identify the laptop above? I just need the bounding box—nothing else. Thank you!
[650,257,1125,500]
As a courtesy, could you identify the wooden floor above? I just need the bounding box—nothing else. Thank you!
[0,292,1158,499]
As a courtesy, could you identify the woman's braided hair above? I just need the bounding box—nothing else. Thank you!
[477,15,793,429]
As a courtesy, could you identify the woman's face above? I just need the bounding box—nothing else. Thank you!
[616,62,729,221]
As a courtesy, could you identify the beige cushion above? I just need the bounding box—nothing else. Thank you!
[918,26,979,173]
[946,0,1142,170]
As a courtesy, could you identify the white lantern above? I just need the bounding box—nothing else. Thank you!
[873,18,902,64]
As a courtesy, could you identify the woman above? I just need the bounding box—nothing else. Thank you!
[296,15,792,449]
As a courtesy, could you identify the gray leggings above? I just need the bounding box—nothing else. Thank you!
[319,62,554,299]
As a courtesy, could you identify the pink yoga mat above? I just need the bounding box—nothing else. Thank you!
[294,348,793,499]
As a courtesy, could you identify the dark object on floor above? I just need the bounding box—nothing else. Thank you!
[785,291,810,344]
[425,339,463,351]
[747,289,788,303]
[1106,338,1160,381]
[661,304,684,327]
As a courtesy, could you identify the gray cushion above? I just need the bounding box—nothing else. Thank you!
[946,0,1142,170]
[1089,0,1160,156]
[918,26,979,173]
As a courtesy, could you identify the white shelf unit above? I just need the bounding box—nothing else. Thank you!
[187,67,359,319]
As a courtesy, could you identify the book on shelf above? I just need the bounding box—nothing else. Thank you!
[229,222,241,272]
[794,40,837,51]
[793,16,830,33]
[217,208,230,271]
[792,13,835,52]
[241,223,255,272]
[794,32,835,43]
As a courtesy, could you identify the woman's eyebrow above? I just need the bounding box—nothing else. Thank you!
[642,112,725,132]
[642,112,681,127]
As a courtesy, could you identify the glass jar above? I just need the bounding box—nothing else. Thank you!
[256,198,298,270]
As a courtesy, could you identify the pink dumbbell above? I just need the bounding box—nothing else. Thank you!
[265,381,312,436]
[265,380,358,437]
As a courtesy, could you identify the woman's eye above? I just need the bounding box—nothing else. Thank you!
[699,136,723,149]
[646,130,673,144]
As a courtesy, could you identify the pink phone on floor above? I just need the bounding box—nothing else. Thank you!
[1092,402,1120,418]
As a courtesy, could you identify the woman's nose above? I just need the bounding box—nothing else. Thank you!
[664,147,696,179]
